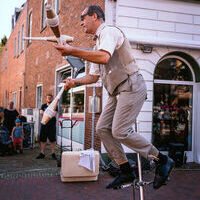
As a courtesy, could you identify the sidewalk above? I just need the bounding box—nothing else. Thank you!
[0,146,200,200]
[0,143,60,178]
[0,170,200,200]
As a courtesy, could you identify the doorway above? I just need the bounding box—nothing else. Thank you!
[152,55,195,161]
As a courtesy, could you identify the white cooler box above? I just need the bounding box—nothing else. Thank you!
[61,150,99,182]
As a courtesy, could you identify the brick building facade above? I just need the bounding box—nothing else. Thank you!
[0,0,104,151]
[24,0,104,150]
[0,3,27,111]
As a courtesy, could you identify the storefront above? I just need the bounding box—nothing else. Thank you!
[55,64,86,150]
[152,52,200,162]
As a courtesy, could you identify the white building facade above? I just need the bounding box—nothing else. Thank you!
[104,0,200,163]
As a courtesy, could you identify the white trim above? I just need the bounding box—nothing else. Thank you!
[157,55,196,81]
[154,80,194,85]
[128,34,200,50]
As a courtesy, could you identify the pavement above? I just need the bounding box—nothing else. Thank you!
[0,145,200,200]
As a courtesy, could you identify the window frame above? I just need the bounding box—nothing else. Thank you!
[17,31,20,57]
[14,37,17,57]
[21,24,24,52]
[27,11,32,46]
[40,0,47,32]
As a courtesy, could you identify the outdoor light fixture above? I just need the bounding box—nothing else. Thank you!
[137,44,153,53]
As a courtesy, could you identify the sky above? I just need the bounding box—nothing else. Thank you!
[0,0,26,40]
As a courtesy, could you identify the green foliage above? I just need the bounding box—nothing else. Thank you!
[1,36,7,46]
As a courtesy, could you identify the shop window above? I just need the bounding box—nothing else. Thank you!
[153,57,194,151]
[58,67,85,145]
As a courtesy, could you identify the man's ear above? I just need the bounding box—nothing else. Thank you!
[93,13,98,21]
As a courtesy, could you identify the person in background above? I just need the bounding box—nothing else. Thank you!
[36,94,57,160]
[11,119,24,153]
[0,107,13,156]
[17,111,27,125]
[4,101,19,135]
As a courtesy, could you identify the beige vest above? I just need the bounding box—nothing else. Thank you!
[97,28,139,96]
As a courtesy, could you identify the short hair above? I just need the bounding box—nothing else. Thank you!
[47,94,53,98]
[87,5,105,21]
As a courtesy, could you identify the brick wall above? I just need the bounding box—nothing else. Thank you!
[24,0,104,108]
[0,3,27,111]
[25,0,104,150]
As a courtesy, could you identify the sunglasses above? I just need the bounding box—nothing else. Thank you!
[81,13,89,21]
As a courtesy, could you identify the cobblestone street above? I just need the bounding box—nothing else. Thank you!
[0,146,200,200]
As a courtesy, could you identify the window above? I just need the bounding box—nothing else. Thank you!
[14,37,17,57]
[17,31,20,56]
[4,91,8,108]
[12,92,17,108]
[27,12,32,45]
[58,67,86,145]
[1,57,4,72]
[55,0,60,14]
[36,85,43,109]
[41,0,46,30]
[153,56,194,151]
[41,0,60,30]
[5,52,8,70]
[21,24,24,52]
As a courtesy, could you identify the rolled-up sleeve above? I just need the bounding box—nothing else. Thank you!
[97,27,124,57]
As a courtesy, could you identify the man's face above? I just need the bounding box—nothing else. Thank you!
[9,102,14,109]
[46,95,53,104]
[80,8,96,34]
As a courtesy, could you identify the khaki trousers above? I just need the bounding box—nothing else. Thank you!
[96,72,159,164]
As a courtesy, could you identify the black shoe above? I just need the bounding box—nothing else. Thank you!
[153,157,175,189]
[106,171,136,189]
[51,153,57,160]
[36,153,45,159]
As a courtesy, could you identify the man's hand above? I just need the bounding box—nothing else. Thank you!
[54,43,74,56]
[63,78,75,90]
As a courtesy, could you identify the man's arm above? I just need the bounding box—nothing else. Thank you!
[54,44,110,65]
[40,110,44,116]
[64,74,99,90]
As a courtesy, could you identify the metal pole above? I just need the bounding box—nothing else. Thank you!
[137,153,144,200]
[91,86,96,149]
[135,120,144,200]
[69,67,73,151]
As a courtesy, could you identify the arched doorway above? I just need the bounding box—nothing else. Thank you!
[152,53,195,161]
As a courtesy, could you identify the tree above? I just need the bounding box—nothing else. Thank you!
[1,35,7,46]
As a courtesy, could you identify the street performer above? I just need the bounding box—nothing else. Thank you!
[54,5,174,189]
